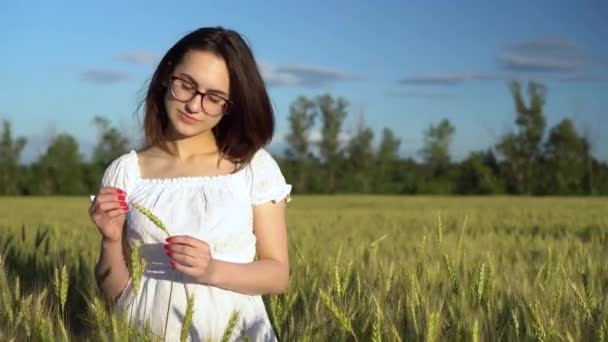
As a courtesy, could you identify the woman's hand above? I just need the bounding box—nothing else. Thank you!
[164,236,216,284]
[88,187,129,243]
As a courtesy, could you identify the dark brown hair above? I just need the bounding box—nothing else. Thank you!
[141,26,274,170]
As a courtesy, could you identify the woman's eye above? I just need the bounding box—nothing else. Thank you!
[181,82,194,90]
[207,94,223,104]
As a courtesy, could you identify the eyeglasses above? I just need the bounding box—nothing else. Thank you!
[167,76,231,116]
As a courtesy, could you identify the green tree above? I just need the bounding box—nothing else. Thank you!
[285,96,316,192]
[456,150,502,194]
[496,81,547,194]
[419,118,455,176]
[541,119,587,194]
[0,120,27,195]
[345,115,374,192]
[91,116,130,167]
[317,94,348,193]
[82,116,131,193]
[374,127,401,193]
[35,134,86,195]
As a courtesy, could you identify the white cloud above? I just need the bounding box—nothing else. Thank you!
[260,63,359,87]
[113,51,160,66]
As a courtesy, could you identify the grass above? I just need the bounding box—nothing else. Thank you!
[0,195,607,341]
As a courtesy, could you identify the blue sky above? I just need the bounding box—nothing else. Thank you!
[1,0,607,162]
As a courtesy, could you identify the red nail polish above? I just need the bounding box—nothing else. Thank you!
[170,261,176,267]
[118,195,125,201]
[116,189,124,194]
[120,201,127,206]
[164,244,170,250]
[166,251,172,257]
[165,237,172,243]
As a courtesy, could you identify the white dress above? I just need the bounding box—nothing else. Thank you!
[100,147,292,342]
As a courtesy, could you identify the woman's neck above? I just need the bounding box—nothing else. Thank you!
[165,131,219,161]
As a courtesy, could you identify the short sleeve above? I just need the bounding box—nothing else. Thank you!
[100,150,137,196]
[248,148,292,206]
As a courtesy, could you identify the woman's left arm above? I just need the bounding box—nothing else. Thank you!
[166,200,289,295]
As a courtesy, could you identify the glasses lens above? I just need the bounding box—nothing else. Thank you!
[202,93,228,116]
[170,78,195,102]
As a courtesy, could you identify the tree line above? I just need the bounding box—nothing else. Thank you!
[1,80,606,196]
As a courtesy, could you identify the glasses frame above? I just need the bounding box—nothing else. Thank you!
[167,75,232,117]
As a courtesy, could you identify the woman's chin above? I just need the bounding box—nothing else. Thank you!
[168,121,207,139]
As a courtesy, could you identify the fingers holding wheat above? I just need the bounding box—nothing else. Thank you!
[89,187,129,243]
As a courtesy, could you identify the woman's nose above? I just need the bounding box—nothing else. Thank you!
[186,93,203,112]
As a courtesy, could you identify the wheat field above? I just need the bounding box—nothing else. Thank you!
[0,196,607,341]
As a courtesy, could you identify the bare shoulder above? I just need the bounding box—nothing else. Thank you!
[134,147,168,178]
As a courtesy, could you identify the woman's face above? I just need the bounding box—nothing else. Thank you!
[164,50,231,139]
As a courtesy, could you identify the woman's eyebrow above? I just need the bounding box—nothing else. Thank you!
[177,72,229,97]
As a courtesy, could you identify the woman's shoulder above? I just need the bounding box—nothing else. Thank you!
[246,146,292,205]
[101,150,139,190]
[105,150,138,173]
[244,147,280,174]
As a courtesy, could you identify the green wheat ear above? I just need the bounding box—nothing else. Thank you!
[129,245,147,296]
[129,202,170,236]
[180,295,195,342]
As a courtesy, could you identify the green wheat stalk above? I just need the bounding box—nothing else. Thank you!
[180,294,195,342]
[128,245,147,322]
[128,201,177,342]
[129,202,170,236]
[221,310,240,342]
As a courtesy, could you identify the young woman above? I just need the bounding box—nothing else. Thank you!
[88,26,291,341]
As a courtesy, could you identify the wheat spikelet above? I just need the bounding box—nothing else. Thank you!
[2,290,13,323]
[52,267,60,306]
[436,212,443,244]
[425,311,440,342]
[343,259,353,294]
[60,264,68,314]
[371,295,382,342]
[35,288,48,315]
[13,276,20,305]
[129,246,146,296]
[355,273,362,299]
[34,316,53,342]
[510,308,519,339]
[369,233,388,248]
[528,302,546,342]
[552,283,563,315]
[180,294,195,342]
[319,289,355,338]
[471,319,479,342]
[14,309,24,332]
[442,254,457,291]
[15,293,33,330]
[0,253,7,286]
[129,202,170,236]
[269,295,282,337]
[570,282,592,322]
[220,309,240,342]
[334,246,343,297]
[52,264,69,315]
[476,262,486,303]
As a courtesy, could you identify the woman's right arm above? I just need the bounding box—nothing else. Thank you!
[90,187,131,301]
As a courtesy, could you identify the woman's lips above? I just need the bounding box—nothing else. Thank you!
[178,111,201,124]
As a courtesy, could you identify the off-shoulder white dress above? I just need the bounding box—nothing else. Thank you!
[100,147,292,342]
